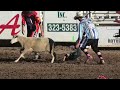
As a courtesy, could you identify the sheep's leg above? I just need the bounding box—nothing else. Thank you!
[49,44,56,63]
[20,48,24,53]
[51,53,54,63]
[20,48,25,59]
[15,54,24,63]
[51,52,56,63]
[21,55,25,59]
[15,48,33,63]
[34,52,39,60]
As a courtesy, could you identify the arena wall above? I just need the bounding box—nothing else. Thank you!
[0,11,120,47]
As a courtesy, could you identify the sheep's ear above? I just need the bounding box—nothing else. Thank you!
[15,35,18,38]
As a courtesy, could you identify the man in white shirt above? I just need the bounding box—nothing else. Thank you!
[63,12,105,64]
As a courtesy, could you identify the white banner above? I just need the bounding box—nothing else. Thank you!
[1,11,120,47]
[97,26,120,47]
[43,11,79,42]
[0,11,42,39]
[43,11,120,47]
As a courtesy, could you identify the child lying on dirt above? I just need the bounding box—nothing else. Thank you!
[63,38,82,62]
[63,47,81,61]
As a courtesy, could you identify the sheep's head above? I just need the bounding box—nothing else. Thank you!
[10,35,19,44]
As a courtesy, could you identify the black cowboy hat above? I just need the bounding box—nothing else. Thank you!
[74,12,83,20]
[74,15,83,20]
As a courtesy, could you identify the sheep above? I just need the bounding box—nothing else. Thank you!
[10,35,56,63]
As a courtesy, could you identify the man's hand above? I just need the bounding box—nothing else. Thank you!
[75,38,80,49]
[75,43,80,49]
[22,30,25,35]
[75,41,80,49]
[22,26,25,35]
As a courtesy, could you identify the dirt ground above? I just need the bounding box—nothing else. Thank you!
[0,46,120,79]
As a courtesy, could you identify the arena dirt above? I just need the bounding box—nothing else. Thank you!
[0,46,120,79]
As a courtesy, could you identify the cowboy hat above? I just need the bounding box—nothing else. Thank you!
[74,12,83,20]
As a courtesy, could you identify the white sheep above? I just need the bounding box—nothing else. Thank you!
[10,35,56,63]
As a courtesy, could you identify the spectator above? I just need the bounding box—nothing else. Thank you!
[21,11,43,37]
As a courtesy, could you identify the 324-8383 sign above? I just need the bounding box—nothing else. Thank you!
[47,23,78,32]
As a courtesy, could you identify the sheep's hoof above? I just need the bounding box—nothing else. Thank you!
[14,60,18,63]
[51,61,54,63]
[63,55,65,61]
[63,54,69,61]
[35,55,39,60]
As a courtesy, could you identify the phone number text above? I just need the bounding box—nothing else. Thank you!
[47,23,78,32]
